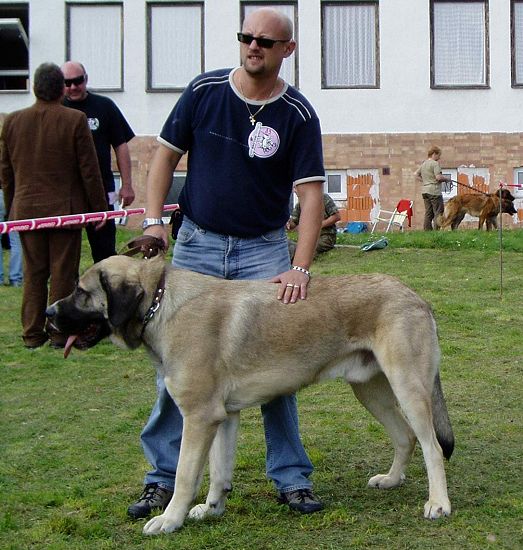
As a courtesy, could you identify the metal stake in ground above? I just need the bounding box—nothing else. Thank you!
[498,183,503,300]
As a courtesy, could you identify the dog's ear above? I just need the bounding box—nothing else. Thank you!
[100,271,145,327]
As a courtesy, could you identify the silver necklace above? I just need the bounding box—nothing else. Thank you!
[240,80,277,126]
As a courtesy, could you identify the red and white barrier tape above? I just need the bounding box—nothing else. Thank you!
[498,182,523,189]
[0,204,179,234]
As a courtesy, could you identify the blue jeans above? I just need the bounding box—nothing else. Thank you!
[0,193,23,286]
[140,216,314,493]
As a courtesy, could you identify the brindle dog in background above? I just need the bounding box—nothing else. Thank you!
[438,188,516,230]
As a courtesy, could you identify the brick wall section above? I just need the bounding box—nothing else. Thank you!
[323,133,523,230]
[123,137,187,229]
[121,132,523,230]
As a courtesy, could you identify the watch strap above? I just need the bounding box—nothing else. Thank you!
[142,217,164,229]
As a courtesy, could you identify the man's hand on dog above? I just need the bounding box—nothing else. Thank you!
[271,270,310,304]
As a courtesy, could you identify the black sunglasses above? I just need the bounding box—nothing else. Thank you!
[237,32,289,49]
[64,75,86,87]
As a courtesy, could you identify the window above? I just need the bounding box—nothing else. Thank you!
[441,168,457,200]
[111,173,127,225]
[431,0,489,88]
[0,3,29,91]
[512,168,523,222]
[512,0,523,86]
[147,3,203,91]
[513,168,523,199]
[324,170,347,200]
[241,2,297,87]
[321,1,379,89]
[66,3,123,91]
[347,169,378,222]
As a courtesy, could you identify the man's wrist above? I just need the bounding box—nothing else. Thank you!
[291,265,311,278]
[142,217,164,230]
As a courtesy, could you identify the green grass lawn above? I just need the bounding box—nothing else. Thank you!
[1,229,522,549]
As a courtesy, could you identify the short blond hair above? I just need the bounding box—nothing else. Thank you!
[428,146,441,157]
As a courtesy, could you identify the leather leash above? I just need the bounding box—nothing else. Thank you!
[118,235,168,337]
[140,268,166,339]
[120,235,167,259]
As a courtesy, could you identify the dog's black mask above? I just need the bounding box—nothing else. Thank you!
[46,290,111,355]
[501,199,517,215]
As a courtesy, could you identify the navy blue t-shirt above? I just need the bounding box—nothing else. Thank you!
[159,68,325,237]
[64,92,134,193]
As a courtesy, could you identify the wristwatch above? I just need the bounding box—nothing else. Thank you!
[142,217,164,230]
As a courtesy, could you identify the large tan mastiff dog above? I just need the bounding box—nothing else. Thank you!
[46,255,454,535]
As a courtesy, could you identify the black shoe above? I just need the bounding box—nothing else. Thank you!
[49,340,66,349]
[278,489,324,514]
[127,483,174,519]
[24,340,47,350]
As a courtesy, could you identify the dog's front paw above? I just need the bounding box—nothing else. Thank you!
[188,501,226,520]
[188,503,209,520]
[424,498,451,519]
[367,473,405,489]
[143,513,182,535]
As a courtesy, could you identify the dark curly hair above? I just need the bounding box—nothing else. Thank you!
[33,63,64,101]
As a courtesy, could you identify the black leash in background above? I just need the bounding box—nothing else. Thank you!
[446,179,490,196]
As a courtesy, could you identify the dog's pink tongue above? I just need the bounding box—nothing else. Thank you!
[63,335,78,359]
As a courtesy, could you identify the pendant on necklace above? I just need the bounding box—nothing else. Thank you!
[249,115,256,126]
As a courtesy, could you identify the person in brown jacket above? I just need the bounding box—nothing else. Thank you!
[0,62,108,349]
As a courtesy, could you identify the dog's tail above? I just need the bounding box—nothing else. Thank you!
[432,372,455,460]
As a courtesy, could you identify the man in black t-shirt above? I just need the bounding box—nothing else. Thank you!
[62,61,135,262]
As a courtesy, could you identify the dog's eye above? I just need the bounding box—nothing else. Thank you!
[75,287,90,301]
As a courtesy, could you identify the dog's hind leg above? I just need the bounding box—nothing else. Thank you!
[450,211,466,230]
[384,371,451,519]
[485,215,497,231]
[351,373,416,489]
[143,409,225,535]
[188,412,240,521]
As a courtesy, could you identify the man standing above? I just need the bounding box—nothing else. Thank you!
[128,8,325,520]
[0,62,107,348]
[1,180,23,287]
[415,146,451,230]
[0,113,22,287]
[62,61,135,262]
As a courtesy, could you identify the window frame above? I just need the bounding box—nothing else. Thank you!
[430,0,490,90]
[511,0,523,87]
[0,3,29,93]
[66,2,124,92]
[321,0,380,90]
[441,168,458,200]
[346,168,379,224]
[162,172,187,222]
[146,1,204,93]
[240,1,299,88]
[324,170,347,200]
[512,168,523,199]
[111,172,128,225]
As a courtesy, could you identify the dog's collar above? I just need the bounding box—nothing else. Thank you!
[140,268,166,338]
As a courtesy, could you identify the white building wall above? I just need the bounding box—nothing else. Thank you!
[313,0,521,134]
[0,0,522,135]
